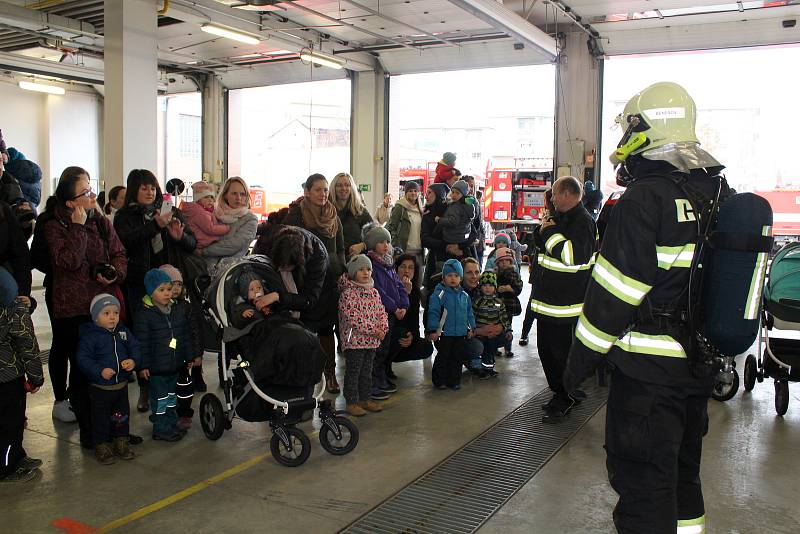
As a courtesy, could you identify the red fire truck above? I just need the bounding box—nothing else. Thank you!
[483,166,553,227]
[755,189,800,244]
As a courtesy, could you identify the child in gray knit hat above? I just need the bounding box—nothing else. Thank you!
[439,179,478,254]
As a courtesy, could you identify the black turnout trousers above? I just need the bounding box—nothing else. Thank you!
[605,368,708,534]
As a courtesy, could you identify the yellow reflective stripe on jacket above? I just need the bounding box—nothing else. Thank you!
[614,331,687,358]
[744,251,769,320]
[545,233,566,254]
[677,515,705,534]
[530,299,583,318]
[655,243,695,270]
[537,253,595,273]
[561,240,574,265]
[592,255,653,306]
[575,315,617,354]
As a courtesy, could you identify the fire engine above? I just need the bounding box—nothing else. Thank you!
[482,157,553,229]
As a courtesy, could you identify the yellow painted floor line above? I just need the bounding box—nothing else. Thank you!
[92,386,418,532]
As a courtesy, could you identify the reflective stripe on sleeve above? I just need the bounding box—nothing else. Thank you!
[545,233,566,254]
[592,255,653,306]
[677,515,705,534]
[537,253,595,273]
[744,251,769,320]
[575,315,617,354]
[655,243,695,270]
[530,299,583,318]
[613,331,686,358]
[561,240,574,265]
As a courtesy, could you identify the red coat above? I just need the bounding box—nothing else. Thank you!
[434,162,455,184]
[180,201,230,248]
[44,206,127,319]
[337,274,388,350]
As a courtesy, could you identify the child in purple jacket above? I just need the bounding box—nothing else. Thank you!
[363,224,408,400]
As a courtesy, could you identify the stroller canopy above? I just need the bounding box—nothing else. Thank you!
[205,255,286,342]
[764,242,800,324]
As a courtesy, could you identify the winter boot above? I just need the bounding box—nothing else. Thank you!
[112,437,135,460]
[345,404,367,417]
[359,400,383,413]
[94,443,117,465]
[136,384,149,413]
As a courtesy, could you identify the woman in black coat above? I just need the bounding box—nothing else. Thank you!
[420,182,451,290]
[113,169,197,411]
[388,253,432,374]
[0,200,31,301]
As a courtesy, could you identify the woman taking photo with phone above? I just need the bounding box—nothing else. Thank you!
[114,169,197,412]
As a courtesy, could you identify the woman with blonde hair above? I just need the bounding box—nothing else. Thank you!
[329,172,373,260]
[197,176,258,269]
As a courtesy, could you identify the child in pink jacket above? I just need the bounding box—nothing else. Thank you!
[338,254,388,417]
[181,182,230,249]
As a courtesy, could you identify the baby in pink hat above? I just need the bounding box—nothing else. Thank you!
[181,181,230,249]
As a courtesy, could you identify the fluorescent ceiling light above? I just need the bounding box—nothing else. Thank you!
[201,24,260,45]
[19,80,65,95]
[268,50,294,56]
[299,52,344,69]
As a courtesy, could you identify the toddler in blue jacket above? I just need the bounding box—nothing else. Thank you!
[77,293,141,464]
[426,259,476,389]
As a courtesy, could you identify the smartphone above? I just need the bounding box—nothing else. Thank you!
[160,197,174,217]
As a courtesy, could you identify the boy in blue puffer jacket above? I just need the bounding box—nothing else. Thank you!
[426,259,476,390]
[134,269,191,442]
[77,294,141,464]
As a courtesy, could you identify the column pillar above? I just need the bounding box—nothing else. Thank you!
[202,75,226,184]
[103,0,158,187]
[555,31,602,183]
[350,69,388,210]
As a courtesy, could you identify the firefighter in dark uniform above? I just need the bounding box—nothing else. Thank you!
[530,175,597,422]
[563,82,726,534]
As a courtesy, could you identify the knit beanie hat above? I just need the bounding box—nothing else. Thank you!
[363,224,392,251]
[347,254,372,279]
[494,232,511,247]
[0,267,18,307]
[90,293,120,323]
[159,264,183,283]
[144,268,173,296]
[442,152,456,166]
[479,271,497,287]
[403,180,420,192]
[192,181,217,202]
[451,179,469,198]
[495,248,514,264]
[442,258,464,278]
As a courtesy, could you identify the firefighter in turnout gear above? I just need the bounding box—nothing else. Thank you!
[562,82,727,534]
[531,176,597,422]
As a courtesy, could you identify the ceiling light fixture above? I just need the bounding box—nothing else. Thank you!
[19,80,65,95]
[299,51,344,69]
[201,24,260,45]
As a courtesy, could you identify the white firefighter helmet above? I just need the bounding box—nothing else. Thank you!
[610,82,720,173]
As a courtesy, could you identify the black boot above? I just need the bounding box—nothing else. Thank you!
[192,364,207,392]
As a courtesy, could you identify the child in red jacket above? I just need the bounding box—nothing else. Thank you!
[434,152,457,184]
[338,255,388,417]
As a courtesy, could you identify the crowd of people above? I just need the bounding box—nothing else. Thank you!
[0,141,596,484]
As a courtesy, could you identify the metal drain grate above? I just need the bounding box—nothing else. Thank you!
[342,384,608,534]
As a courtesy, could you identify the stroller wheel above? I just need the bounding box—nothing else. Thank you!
[744,354,758,392]
[711,369,739,402]
[270,427,311,467]
[775,380,790,416]
[200,394,226,440]
[319,416,359,456]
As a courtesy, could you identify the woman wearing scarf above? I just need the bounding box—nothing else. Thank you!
[196,176,258,270]
[114,169,197,411]
[386,181,424,269]
[284,174,345,394]
[420,182,451,290]
[329,172,372,260]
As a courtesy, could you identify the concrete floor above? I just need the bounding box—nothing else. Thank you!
[4,278,800,534]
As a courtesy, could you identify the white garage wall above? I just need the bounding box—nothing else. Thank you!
[0,79,102,202]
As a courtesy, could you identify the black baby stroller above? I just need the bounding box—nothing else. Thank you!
[743,242,800,415]
[196,255,358,466]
